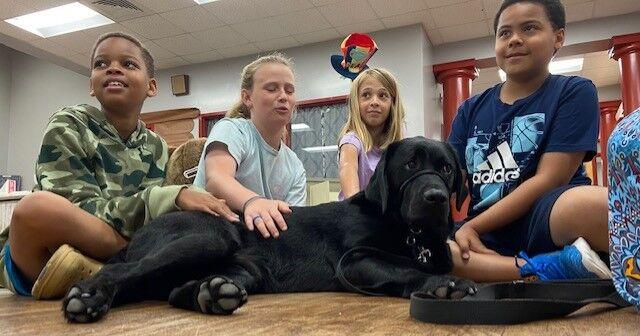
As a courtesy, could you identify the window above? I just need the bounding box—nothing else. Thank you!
[290,97,348,179]
[199,112,226,137]
[199,96,349,180]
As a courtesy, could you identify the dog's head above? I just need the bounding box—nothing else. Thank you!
[365,136,467,238]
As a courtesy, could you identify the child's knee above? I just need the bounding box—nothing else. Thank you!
[581,186,607,212]
[11,191,65,232]
[556,186,606,212]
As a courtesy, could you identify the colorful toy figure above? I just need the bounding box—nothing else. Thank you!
[608,107,640,310]
[331,33,378,80]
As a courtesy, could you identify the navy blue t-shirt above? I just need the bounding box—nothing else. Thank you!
[448,75,599,217]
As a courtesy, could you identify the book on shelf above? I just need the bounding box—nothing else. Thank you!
[0,175,22,194]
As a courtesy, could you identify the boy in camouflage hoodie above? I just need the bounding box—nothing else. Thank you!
[0,32,238,299]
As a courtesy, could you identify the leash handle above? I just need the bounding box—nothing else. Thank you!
[580,291,631,306]
[410,280,630,325]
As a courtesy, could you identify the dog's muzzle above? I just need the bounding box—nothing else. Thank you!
[398,169,449,198]
[398,169,450,265]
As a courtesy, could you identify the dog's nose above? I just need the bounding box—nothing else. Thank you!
[422,189,448,204]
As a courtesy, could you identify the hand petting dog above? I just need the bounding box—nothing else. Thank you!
[176,188,239,222]
[242,197,291,239]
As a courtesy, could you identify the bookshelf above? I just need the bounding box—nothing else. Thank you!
[0,191,30,232]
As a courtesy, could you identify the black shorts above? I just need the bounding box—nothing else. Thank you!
[453,184,588,256]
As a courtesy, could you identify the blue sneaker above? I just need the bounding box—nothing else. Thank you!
[518,237,612,281]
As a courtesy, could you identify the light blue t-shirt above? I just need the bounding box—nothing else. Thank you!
[194,118,307,206]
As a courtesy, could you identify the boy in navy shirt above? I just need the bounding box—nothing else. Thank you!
[447,0,611,281]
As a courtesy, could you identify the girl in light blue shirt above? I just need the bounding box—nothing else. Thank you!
[194,53,306,240]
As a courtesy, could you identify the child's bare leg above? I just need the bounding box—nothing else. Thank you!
[8,191,128,281]
[448,186,609,283]
[448,240,522,282]
[549,186,608,252]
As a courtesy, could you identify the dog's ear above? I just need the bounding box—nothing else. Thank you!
[445,142,468,211]
[364,142,396,213]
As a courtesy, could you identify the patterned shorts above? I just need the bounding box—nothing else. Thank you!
[0,244,32,295]
[607,108,640,309]
[0,248,7,289]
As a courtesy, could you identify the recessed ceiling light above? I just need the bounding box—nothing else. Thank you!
[497,58,584,82]
[5,2,114,38]
[194,0,220,4]
[549,58,584,74]
[302,145,338,153]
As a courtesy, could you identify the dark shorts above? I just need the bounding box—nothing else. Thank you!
[453,184,587,257]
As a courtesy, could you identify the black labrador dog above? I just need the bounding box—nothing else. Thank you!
[62,137,476,322]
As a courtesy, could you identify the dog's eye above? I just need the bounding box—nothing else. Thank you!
[441,164,452,175]
[406,158,418,170]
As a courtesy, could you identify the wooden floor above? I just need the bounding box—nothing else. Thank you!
[0,289,637,335]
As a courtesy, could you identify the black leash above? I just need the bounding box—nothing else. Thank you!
[335,246,432,296]
[410,279,630,325]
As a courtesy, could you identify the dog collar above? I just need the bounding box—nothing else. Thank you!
[399,169,449,265]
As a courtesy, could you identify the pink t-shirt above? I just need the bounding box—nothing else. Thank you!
[338,132,383,200]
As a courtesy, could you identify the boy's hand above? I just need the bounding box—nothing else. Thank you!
[243,198,291,239]
[176,188,240,222]
[454,223,498,260]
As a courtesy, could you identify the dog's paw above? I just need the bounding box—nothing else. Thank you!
[196,276,248,315]
[420,276,477,300]
[62,285,113,323]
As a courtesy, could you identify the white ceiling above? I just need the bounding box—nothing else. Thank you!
[473,50,621,93]
[0,0,638,80]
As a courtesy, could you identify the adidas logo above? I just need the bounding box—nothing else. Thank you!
[472,141,521,184]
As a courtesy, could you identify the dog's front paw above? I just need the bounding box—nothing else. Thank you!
[195,276,248,315]
[420,275,477,299]
[62,284,113,323]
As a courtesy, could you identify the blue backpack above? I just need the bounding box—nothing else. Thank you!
[608,107,640,310]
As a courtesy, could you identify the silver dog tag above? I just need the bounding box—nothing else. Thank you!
[417,248,432,264]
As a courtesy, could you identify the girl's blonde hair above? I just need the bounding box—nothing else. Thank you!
[227,52,294,119]
[339,68,405,151]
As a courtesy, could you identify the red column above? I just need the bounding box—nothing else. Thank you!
[599,100,622,187]
[433,59,478,221]
[433,59,478,140]
[590,153,599,186]
[610,33,640,113]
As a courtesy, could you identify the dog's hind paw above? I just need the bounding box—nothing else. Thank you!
[62,286,112,323]
[421,276,477,300]
[196,276,248,315]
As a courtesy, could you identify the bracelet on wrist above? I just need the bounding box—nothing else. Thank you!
[242,195,265,213]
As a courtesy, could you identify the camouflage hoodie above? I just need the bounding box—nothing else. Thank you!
[0,104,186,248]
